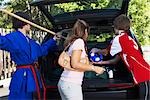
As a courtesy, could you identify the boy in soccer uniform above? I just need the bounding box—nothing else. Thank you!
[92,14,150,100]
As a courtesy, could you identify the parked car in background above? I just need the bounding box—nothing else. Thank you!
[30,0,141,99]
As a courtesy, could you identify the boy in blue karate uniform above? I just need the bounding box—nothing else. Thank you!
[0,12,58,100]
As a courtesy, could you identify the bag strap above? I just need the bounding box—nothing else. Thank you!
[64,43,71,51]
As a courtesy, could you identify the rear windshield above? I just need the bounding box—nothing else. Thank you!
[58,26,114,50]
[44,0,123,16]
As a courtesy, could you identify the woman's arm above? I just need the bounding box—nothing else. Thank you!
[71,50,105,74]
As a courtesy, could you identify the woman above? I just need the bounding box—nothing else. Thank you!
[0,12,58,100]
[58,19,105,100]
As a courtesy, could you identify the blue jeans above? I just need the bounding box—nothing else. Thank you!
[58,80,83,100]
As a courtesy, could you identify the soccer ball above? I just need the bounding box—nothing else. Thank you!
[89,52,103,62]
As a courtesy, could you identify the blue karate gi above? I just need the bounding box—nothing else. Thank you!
[0,30,57,100]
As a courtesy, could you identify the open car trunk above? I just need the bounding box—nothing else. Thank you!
[30,0,140,99]
[30,0,130,31]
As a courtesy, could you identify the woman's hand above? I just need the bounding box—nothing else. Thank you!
[94,66,105,75]
[91,65,105,75]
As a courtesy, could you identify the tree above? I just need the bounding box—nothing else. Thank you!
[0,0,32,28]
[128,0,150,45]
[53,0,150,45]
[0,0,8,28]
[0,0,150,45]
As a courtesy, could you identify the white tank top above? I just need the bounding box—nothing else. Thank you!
[60,38,87,85]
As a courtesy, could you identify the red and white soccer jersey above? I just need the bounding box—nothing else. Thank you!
[110,32,150,84]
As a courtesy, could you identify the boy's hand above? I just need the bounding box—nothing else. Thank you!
[93,61,103,65]
[101,49,109,56]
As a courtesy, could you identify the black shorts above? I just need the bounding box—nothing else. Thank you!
[139,81,150,100]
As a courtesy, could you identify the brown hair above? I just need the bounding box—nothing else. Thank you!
[113,14,131,31]
[12,12,32,30]
[64,19,89,47]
